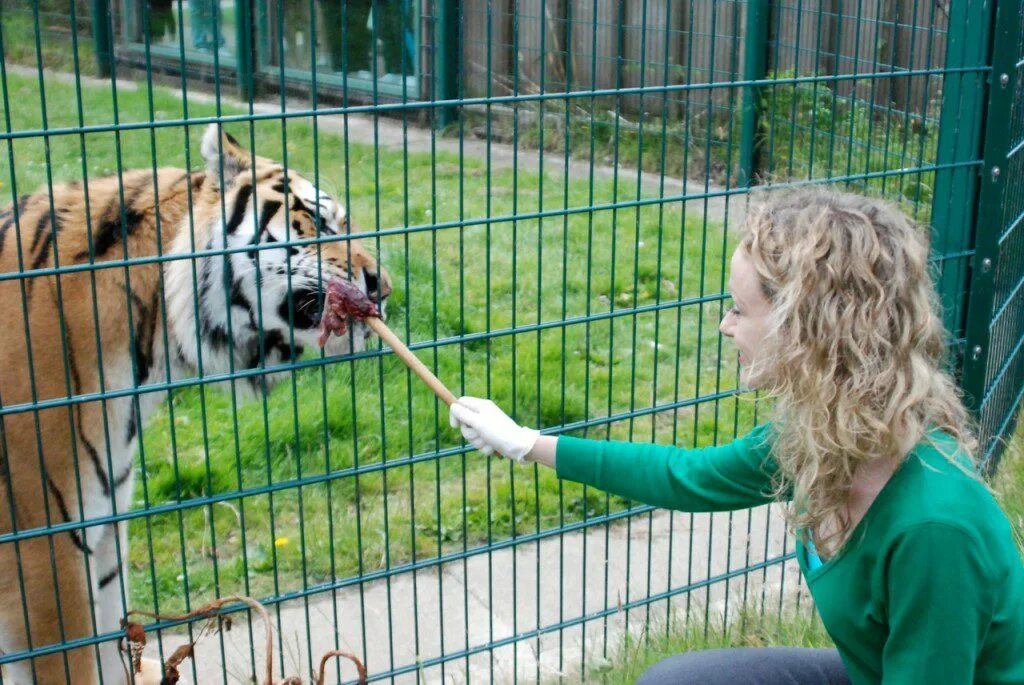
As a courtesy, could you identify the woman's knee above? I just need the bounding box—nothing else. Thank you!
[637,649,742,685]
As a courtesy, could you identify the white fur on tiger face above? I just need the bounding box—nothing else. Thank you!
[166,127,387,385]
[0,124,390,683]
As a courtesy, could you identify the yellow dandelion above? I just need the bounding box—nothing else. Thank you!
[274,537,290,548]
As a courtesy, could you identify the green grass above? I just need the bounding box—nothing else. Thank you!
[759,71,941,215]
[996,420,1024,555]
[589,416,1024,683]
[585,607,834,684]
[458,69,940,216]
[0,3,96,77]
[459,98,742,189]
[0,70,759,614]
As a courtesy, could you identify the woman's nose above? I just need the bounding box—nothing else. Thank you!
[719,314,733,338]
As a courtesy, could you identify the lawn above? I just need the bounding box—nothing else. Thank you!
[0,69,761,613]
[0,3,95,78]
[469,70,940,211]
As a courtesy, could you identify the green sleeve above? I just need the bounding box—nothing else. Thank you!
[881,523,994,682]
[554,424,780,512]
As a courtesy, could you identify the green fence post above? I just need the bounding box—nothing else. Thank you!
[930,0,994,348]
[90,0,113,77]
[738,0,769,187]
[961,0,1023,468]
[235,0,255,101]
[434,0,460,127]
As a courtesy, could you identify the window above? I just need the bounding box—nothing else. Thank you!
[125,0,237,64]
[262,1,418,94]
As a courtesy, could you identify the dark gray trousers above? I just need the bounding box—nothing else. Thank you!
[636,647,851,685]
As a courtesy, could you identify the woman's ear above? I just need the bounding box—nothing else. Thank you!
[200,123,250,188]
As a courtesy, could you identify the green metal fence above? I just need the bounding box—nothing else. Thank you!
[963,0,1024,470]
[0,0,1019,682]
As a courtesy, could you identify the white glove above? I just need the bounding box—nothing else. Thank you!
[448,396,540,462]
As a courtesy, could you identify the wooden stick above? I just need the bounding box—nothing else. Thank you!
[365,317,458,406]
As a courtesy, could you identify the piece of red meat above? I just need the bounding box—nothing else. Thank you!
[317,277,381,347]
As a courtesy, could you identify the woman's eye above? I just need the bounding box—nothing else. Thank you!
[728,305,741,316]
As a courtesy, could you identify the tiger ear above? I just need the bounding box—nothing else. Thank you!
[201,124,250,187]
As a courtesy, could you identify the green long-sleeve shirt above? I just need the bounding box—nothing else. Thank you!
[556,424,1024,684]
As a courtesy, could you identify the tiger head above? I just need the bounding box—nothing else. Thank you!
[166,124,391,383]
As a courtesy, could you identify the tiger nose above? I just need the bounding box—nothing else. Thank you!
[364,266,391,303]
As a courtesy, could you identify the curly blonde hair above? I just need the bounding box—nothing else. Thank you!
[739,187,979,557]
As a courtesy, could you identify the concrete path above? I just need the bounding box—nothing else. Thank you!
[147,504,804,684]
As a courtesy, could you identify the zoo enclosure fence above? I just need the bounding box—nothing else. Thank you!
[0,0,1022,682]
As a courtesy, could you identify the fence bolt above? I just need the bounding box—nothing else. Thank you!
[972,345,984,361]
[981,257,993,272]
[991,166,1001,181]
[1000,73,1010,88]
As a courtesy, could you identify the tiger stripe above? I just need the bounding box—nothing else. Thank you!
[224,182,254,234]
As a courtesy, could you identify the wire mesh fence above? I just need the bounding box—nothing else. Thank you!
[0,0,1018,682]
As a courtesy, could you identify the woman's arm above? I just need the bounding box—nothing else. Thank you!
[450,398,780,513]
[880,523,994,683]
[526,435,558,468]
[550,426,779,512]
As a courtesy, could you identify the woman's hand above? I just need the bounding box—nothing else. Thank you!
[448,397,540,462]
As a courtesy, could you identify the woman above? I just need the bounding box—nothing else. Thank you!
[449,188,1024,684]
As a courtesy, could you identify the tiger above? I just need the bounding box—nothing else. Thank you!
[0,124,391,684]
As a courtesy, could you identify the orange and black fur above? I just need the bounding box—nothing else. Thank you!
[0,125,390,683]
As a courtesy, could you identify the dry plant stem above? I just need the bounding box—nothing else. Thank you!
[124,594,368,685]
[122,621,147,680]
[317,649,368,685]
[125,595,273,685]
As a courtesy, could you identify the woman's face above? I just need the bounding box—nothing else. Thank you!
[719,248,773,389]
